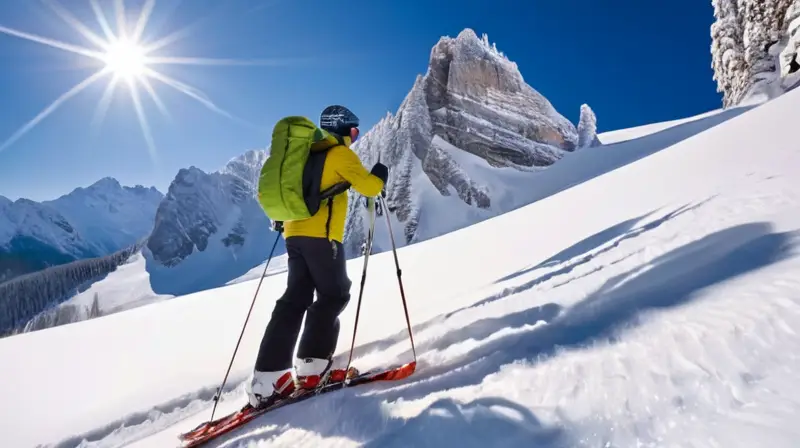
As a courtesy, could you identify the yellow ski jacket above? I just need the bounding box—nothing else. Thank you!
[283,136,384,243]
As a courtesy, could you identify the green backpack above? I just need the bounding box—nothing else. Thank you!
[257,116,350,222]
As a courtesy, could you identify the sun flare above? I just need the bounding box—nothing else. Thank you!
[103,38,147,80]
[0,0,289,160]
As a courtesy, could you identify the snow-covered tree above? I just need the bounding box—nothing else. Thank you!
[779,1,800,78]
[23,304,84,332]
[389,148,421,243]
[576,104,599,149]
[711,0,747,106]
[711,0,798,105]
[742,0,791,81]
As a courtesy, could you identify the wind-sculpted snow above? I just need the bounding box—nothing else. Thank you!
[2,86,800,448]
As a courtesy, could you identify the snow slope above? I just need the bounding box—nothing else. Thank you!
[596,107,727,144]
[62,252,173,316]
[2,90,800,447]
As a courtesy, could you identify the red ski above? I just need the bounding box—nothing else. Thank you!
[178,361,415,448]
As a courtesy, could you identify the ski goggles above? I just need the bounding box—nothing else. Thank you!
[349,126,360,142]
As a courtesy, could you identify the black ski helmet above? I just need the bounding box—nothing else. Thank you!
[320,105,359,136]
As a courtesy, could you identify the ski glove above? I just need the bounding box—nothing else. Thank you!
[370,162,388,184]
[271,220,284,233]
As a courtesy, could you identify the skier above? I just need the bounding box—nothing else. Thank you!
[246,105,389,408]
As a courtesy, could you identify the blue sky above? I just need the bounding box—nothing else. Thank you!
[0,0,721,201]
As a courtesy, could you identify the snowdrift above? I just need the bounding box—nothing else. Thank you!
[2,90,800,447]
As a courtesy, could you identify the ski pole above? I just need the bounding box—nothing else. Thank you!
[379,195,417,362]
[345,197,377,376]
[209,231,282,422]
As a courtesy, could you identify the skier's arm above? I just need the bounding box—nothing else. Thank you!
[332,146,386,197]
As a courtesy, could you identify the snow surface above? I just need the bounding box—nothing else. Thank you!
[226,253,288,286]
[3,90,800,447]
[596,107,729,144]
[62,253,173,315]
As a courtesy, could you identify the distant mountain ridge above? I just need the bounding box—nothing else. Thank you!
[0,178,163,283]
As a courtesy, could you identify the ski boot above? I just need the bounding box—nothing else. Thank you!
[295,358,360,390]
[246,370,296,409]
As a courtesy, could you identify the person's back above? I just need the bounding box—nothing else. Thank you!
[246,105,388,409]
[283,144,383,243]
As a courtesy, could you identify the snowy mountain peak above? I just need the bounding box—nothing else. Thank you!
[128,184,162,197]
[430,29,522,98]
[0,178,163,283]
[170,167,203,189]
[52,176,163,207]
[145,150,280,295]
[44,178,163,254]
[426,29,578,153]
[450,28,513,64]
[91,176,121,189]
[220,149,269,193]
[344,28,586,252]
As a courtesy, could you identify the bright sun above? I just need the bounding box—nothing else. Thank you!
[0,0,286,158]
[103,39,147,80]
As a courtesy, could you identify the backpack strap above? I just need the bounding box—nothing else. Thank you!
[304,134,352,240]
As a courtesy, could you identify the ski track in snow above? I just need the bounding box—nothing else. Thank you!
[6,91,800,448]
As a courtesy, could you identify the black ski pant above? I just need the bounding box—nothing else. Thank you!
[254,236,352,372]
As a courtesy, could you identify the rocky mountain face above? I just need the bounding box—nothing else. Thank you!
[0,179,162,283]
[343,29,598,255]
[711,0,800,107]
[144,149,284,296]
[424,31,581,166]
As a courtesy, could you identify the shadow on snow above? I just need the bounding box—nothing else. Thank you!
[343,198,711,363]
[203,221,798,447]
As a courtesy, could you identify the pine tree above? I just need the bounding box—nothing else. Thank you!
[392,148,416,222]
[0,241,141,337]
[780,0,800,77]
[711,0,747,106]
[712,0,798,105]
[88,293,101,319]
